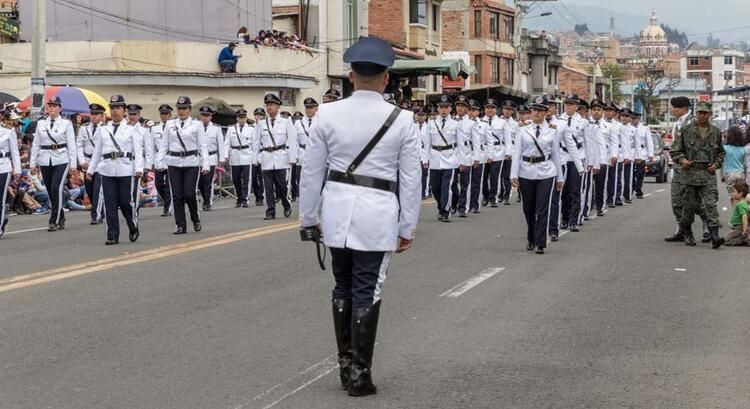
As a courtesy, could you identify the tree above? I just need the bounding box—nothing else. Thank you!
[634,59,679,124]
[574,24,589,37]
[660,24,688,50]
[601,63,624,103]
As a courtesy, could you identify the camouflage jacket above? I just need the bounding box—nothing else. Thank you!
[670,122,724,186]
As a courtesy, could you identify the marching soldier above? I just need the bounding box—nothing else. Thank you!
[30,96,78,232]
[156,96,210,234]
[580,100,604,223]
[77,103,106,224]
[0,119,21,238]
[86,95,143,245]
[414,106,430,199]
[197,106,226,211]
[604,102,623,208]
[558,96,586,232]
[499,100,518,205]
[151,104,173,217]
[631,112,654,199]
[482,99,502,207]
[511,96,564,254]
[618,109,636,203]
[292,97,319,202]
[468,99,489,213]
[299,36,421,396]
[251,107,266,206]
[518,104,532,126]
[450,95,473,217]
[588,99,612,217]
[670,101,725,248]
[126,104,153,211]
[226,109,254,208]
[253,93,298,220]
[424,94,466,221]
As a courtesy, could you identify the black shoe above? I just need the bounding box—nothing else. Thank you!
[550,233,559,242]
[583,216,590,221]
[597,210,605,217]
[291,197,297,203]
[701,232,711,243]
[664,230,685,242]
[0,218,7,239]
[490,202,498,208]
[710,227,724,249]
[173,227,186,235]
[636,195,644,199]
[535,247,545,254]
[504,200,510,206]
[264,214,276,220]
[161,211,171,217]
[90,219,99,225]
[129,228,139,242]
[193,221,202,232]
[235,201,242,208]
[516,196,521,203]
[684,227,696,246]
[560,222,569,230]
[202,204,212,211]
[526,242,535,251]
[482,198,489,207]
[441,214,451,223]
[348,302,380,397]
[624,199,632,204]
[458,210,467,218]
[332,299,353,390]
[615,201,624,206]
[255,199,264,206]
[105,239,119,245]
[450,206,457,215]
[242,201,249,208]
[570,225,580,232]
[57,220,65,230]
[48,223,58,232]
[471,208,480,214]
[283,207,292,218]
[607,202,615,208]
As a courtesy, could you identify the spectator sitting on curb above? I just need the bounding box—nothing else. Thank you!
[725,182,749,246]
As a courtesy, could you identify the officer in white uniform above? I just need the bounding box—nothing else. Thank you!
[511,95,564,254]
[250,107,266,206]
[482,99,503,207]
[618,109,636,203]
[0,121,21,238]
[151,104,173,217]
[580,99,602,223]
[126,104,152,212]
[450,94,473,217]
[499,100,518,205]
[468,99,489,213]
[605,102,623,207]
[86,95,144,245]
[253,93,298,220]
[77,103,106,224]
[631,111,654,198]
[30,96,78,232]
[225,109,254,207]
[197,106,226,211]
[156,96,210,234]
[292,97,318,202]
[424,94,466,222]
[300,36,421,397]
[588,99,612,217]
[414,106,430,198]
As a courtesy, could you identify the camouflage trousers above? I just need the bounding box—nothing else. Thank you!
[680,183,721,230]
[671,178,707,222]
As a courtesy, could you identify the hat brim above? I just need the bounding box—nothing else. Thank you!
[158,110,172,114]
[109,103,126,108]
[175,104,191,109]
[455,101,470,107]
[304,104,318,108]
[436,102,452,107]
[46,101,62,106]
[530,104,549,111]
[696,109,712,113]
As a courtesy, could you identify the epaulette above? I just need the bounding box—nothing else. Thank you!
[549,124,557,129]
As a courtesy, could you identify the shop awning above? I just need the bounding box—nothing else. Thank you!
[389,59,475,80]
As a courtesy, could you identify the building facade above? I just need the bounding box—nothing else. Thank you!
[680,44,746,119]
[639,11,668,57]
[521,31,561,96]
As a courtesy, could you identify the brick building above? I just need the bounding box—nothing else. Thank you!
[558,66,591,101]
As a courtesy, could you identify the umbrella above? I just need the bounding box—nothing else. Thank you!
[193,97,237,126]
[0,92,20,106]
[17,86,110,116]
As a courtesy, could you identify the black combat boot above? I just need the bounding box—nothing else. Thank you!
[710,227,724,249]
[683,225,696,246]
[332,299,353,389]
[701,222,711,243]
[348,301,381,397]
[664,223,684,242]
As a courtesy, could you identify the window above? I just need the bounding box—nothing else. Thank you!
[474,54,483,83]
[724,71,733,80]
[473,10,482,38]
[688,57,699,66]
[490,56,500,83]
[503,15,514,40]
[432,4,439,32]
[344,0,357,47]
[409,0,427,25]
[503,57,514,84]
[489,12,499,39]
[724,56,733,65]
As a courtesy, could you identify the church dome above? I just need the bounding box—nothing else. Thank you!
[640,10,666,42]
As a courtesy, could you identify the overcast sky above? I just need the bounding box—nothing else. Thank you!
[559,0,750,42]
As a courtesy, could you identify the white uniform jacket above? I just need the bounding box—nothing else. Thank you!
[583,119,606,169]
[199,122,226,167]
[0,127,21,174]
[553,113,585,172]
[414,121,430,164]
[510,122,564,182]
[129,123,153,170]
[87,122,144,177]
[485,115,506,162]
[295,115,317,165]
[299,90,421,252]
[150,122,169,170]
[76,122,99,166]
[423,115,466,169]
[156,117,210,170]
[619,124,635,161]
[502,117,519,158]
[634,123,654,160]
[30,117,77,168]
[457,115,474,167]
[224,122,255,166]
[607,119,623,162]
[471,118,490,163]
[252,114,298,170]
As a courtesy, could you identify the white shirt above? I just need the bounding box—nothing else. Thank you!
[485,115,506,161]
[0,127,21,174]
[607,119,623,161]
[423,115,466,169]
[471,118,490,163]
[296,115,317,165]
[501,116,518,157]
[510,121,564,182]
[150,122,169,169]
[30,116,77,168]
[456,114,474,166]
[87,121,144,177]
[76,122,100,166]
[156,117,210,170]
[583,118,607,169]
[553,113,585,172]
[198,121,226,167]
[252,114,298,170]
[130,122,153,170]
[224,122,255,166]
[619,123,636,161]
[634,123,655,160]
[414,120,430,163]
[299,90,421,252]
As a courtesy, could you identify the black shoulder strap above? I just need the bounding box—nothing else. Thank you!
[346,107,401,174]
[175,123,188,152]
[530,126,546,157]
[265,117,277,147]
[104,126,123,154]
[45,122,59,145]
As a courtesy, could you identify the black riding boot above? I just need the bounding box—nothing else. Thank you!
[332,298,353,389]
[683,225,696,246]
[710,227,725,249]
[348,301,381,397]
[664,223,684,242]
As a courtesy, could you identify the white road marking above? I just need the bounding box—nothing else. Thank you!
[5,227,48,235]
[439,267,505,298]
[674,268,687,272]
[644,193,652,197]
[655,189,665,193]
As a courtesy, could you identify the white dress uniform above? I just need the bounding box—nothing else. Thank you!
[292,115,317,200]
[198,121,225,209]
[252,113,298,217]
[511,120,564,251]
[469,116,490,211]
[415,119,430,197]
[0,126,22,237]
[30,114,77,229]
[156,114,210,233]
[606,118,623,206]
[87,120,144,244]
[632,121,654,198]
[619,122,637,201]
[549,112,585,234]
[449,114,474,215]
[499,115,518,203]
[77,120,105,222]
[424,114,466,219]
[483,114,505,205]
[225,121,255,205]
[150,121,172,214]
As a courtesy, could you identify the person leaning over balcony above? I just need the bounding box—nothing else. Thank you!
[218,42,242,73]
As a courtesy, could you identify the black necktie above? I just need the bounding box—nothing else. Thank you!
[535,125,540,139]
[113,123,120,135]
[308,118,312,126]
[92,124,98,136]
[50,119,55,128]
[204,124,208,132]
[441,118,446,129]
[180,120,185,128]
[162,123,166,131]
[568,117,572,126]
[489,117,492,125]
[271,118,276,127]
[240,125,244,132]
[419,123,423,130]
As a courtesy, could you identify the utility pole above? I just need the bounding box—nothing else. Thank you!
[30,0,46,120]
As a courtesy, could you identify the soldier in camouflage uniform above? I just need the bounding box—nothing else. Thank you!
[669,101,725,248]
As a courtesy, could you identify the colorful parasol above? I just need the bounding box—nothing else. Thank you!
[18,86,110,116]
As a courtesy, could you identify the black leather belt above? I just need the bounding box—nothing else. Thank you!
[231,145,249,150]
[168,150,199,157]
[327,170,397,194]
[522,155,549,164]
[691,162,711,169]
[208,150,218,156]
[41,143,67,150]
[493,141,504,146]
[103,152,134,160]
[432,144,456,152]
[640,145,645,149]
[261,144,287,153]
[84,153,93,159]
[0,151,9,158]
[299,144,306,149]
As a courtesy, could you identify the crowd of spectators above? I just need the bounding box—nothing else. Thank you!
[236,27,306,50]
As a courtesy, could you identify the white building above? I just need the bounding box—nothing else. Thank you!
[680,43,746,120]
[639,11,668,57]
